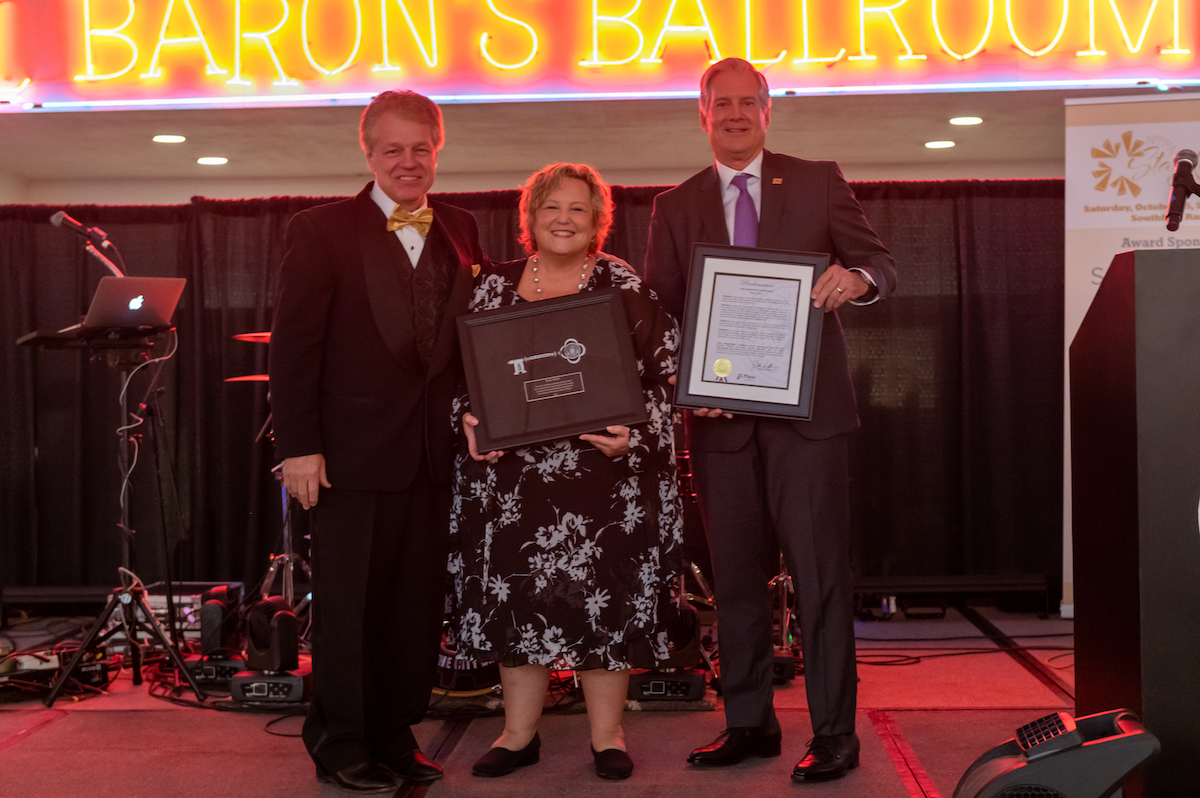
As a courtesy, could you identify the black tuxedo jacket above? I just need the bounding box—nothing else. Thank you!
[269,184,485,491]
[644,151,897,450]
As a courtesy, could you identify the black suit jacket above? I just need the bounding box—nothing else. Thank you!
[269,184,485,491]
[644,151,897,450]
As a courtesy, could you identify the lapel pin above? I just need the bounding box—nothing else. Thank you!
[772,178,783,185]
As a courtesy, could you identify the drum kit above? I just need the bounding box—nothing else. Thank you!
[228,330,501,697]
[225,333,753,699]
[226,331,272,382]
[227,331,310,610]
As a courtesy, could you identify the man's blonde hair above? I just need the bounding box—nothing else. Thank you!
[360,90,445,153]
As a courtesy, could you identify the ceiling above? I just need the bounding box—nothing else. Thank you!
[1,85,1194,195]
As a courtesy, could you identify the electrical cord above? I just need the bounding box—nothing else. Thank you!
[855,632,1073,642]
[117,328,178,410]
[1,646,125,702]
[264,712,306,738]
[856,646,1074,667]
[115,329,179,533]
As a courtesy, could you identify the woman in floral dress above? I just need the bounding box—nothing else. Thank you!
[449,163,683,780]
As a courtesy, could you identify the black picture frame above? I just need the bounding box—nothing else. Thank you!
[457,288,648,451]
[675,244,829,420]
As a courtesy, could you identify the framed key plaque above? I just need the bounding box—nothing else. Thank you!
[457,288,648,450]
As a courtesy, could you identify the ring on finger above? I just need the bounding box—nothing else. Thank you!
[836,286,844,293]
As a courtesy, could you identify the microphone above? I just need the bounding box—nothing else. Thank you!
[1166,149,1197,232]
[50,210,109,247]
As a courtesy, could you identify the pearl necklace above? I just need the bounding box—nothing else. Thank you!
[531,254,590,295]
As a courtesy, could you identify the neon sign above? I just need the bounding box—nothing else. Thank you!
[0,0,1196,111]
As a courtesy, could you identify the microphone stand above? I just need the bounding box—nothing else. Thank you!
[43,338,205,708]
[37,218,200,705]
[87,242,125,278]
[51,210,129,278]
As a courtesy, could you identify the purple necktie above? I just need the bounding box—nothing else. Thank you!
[731,172,758,247]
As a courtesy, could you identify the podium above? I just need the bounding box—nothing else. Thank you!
[1070,248,1200,797]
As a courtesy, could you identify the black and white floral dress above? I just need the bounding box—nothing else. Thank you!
[448,257,684,671]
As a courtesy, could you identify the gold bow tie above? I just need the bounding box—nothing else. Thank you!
[386,206,433,236]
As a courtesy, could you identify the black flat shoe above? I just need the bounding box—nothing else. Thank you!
[687,722,783,766]
[592,747,634,779]
[791,733,860,782]
[384,749,443,784]
[472,733,541,777]
[315,762,397,793]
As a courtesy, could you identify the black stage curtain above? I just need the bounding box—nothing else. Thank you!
[0,179,1064,597]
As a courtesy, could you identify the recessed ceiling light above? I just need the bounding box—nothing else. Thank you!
[925,141,956,149]
[152,134,186,143]
[950,116,982,126]
[197,156,228,165]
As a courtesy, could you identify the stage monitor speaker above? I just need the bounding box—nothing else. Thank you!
[244,595,298,672]
[199,585,241,656]
[952,709,1158,798]
[1070,248,1200,797]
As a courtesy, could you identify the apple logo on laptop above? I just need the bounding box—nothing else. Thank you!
[128,295,145,311]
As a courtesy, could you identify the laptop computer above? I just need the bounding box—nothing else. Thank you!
[59,276,187,332]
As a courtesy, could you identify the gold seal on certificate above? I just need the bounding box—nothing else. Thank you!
[713,358,732,378]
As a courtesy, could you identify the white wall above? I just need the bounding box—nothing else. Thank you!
[25,176,367,206]
[21,171,676,206]
[0,169,26,203]
[15,160,1064,207]
[839,159,1064,181]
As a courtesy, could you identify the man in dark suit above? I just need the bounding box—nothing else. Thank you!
[644,58,897,782]
[269,90,485,792]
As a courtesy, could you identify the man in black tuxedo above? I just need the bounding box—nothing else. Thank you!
[269,91,485,792]
[644,58,896,782]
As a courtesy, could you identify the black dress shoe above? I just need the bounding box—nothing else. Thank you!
[791,733,860,782]
[315,762,397,793]
[592,747,634,779]
[384,749,443,784]
[472,733,541,777]
[687,723,783,766]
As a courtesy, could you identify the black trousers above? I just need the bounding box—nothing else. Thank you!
[691,419,857,736]
[302,470,450,772]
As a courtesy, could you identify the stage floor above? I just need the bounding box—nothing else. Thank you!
[0,606,1074,798]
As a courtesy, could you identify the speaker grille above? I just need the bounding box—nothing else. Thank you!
[996,787,1067,798]
[1016,712,1069,750]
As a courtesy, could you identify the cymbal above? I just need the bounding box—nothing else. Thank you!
[233,331,271,344]
[225,374,269,382]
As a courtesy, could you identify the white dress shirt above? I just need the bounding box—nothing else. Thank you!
[715,152,763,242]
[371,182,427,268]
[713,151,877,304]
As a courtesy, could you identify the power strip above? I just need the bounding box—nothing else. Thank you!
[0,653,61,674]
[230,669,310,703]
[628,669,707,701]
[185,655,247,687]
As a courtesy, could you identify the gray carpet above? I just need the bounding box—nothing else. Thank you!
[0,702,1041,797]
[0,610,1077,797]
[894,709,1060,797]
[436,710,909,797]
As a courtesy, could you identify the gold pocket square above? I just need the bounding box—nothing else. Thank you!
[471,263,481,278]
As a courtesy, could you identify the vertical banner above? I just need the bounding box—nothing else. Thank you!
[1062,95,1200,615]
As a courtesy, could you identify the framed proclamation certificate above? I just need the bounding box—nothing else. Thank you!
[675,244,829,420]
[457,289,648,451]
